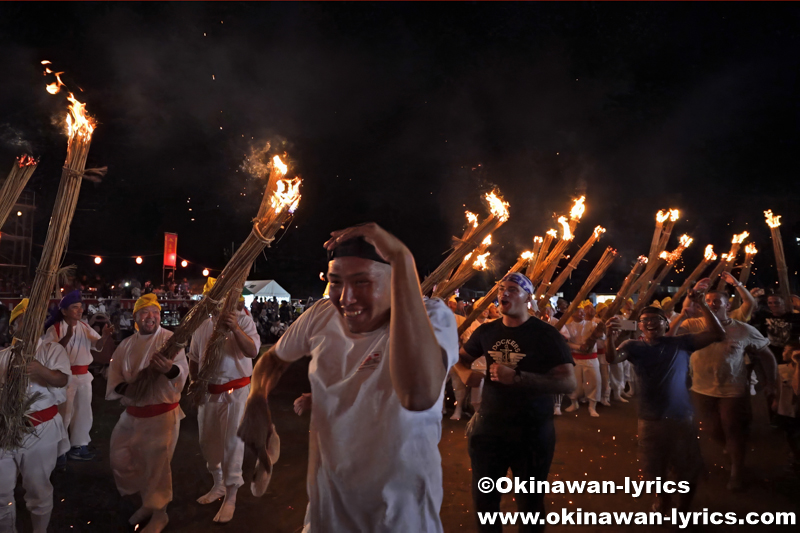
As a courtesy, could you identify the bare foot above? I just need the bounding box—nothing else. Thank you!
[197,485,225,505]
[213,486,238,523]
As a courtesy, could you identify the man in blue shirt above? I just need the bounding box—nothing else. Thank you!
[604,289,724,513]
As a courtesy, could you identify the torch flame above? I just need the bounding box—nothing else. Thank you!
[638,255,648,264]
[521,251,534,260]
[546,229,558,238]
[679,234,693,248]
[65,93,94,140]
[764,210,781,228]
[721,253,728,260]
[570,196,586,220]
[669,209,680,222]
[704,245,717,261]
[656,210,669,223]
[462,252,473,263]
[593,226,606,238]
[272,155,288,176]
[472,252,490,271]
[745,243,758,255]
[481,234,492,246]
[533,236,543,243]
[485,191,510,222]
[659,251,669,260]
[557,216,572,241]
[732,231,749,244]
[465,211,479,228]
[44,69,66,95]
[16,155,37,168]
[270,177,302,214]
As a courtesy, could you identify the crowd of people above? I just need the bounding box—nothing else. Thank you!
[1,224,799,533]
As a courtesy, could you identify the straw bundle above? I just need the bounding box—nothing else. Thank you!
[527,230,556,280]
[715,232,749,291]
[647,211,669,263]
[653,209,680,260]
[457,251,534,336]
[187,272,249,408]
[421,190,509,295]
[0,155,38,230]
[582,255,648,343]
[544,226,605,301]
[765,210,792,306]
[662,245,716,314]
[738,243,758,286]
[554,247,618,330]
[432,252,490,301]
[631,238,691,320]
[129,159,300,403]
[533,253,563,300]
[2,97,96,450]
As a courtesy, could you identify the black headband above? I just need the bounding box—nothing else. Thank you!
[327,236,389,264]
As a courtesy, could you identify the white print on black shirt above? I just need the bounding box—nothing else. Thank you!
[488,339,526,369]
[765,317,792,347]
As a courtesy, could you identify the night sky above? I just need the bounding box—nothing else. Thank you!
[1,2,798,299]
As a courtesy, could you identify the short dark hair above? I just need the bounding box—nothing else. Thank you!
[706,290,730,300]
[639,306,667,321]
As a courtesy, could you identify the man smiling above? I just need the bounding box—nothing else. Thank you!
[460,272,576,533]
[238,223,458,532]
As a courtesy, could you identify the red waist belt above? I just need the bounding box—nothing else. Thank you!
[71,365,90,375]
[208,376,251,395]
[126,402,179,418]
[572,352,598,360]
[29,404,58,427]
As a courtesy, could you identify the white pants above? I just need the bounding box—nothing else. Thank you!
[600,361,624,401]
[570,358,601,402]
[61,373,93,447]
[623,360,637,394]
[198,386,248,488]
[0,414,66,533]
[110,408,183,511]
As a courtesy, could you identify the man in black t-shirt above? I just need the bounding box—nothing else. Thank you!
[752,293,800,362]
[460,273,575,533]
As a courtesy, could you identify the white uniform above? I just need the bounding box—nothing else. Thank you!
[275,298,458,533]
[106,327,188,512]
[594,317,624,401]
[42,320,100,447]
[0,342,70,533]
[560,320,603,402]
[188,309,261,489]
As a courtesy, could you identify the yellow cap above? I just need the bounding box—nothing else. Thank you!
[10,298,28,325]
[596,301,608,314]
[133,293,161,315]
[650,299,662,309]
[661,297,672,307]
[203,277,217,295]
[579,299,593,309]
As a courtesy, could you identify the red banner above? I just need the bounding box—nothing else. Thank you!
[163,233,178,268]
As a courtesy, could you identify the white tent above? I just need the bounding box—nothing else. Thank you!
[243,280,291,308]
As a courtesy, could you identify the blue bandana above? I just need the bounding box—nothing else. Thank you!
[45,290,83,331]
[501,272,534,294]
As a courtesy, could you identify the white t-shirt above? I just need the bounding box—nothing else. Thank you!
[680,317,769,398]
[188,309,261,385]
[0,341,70,412]
[106,326,188,407]
[275,298,458,533]
[560,319,603,353]
[42,319,101,367]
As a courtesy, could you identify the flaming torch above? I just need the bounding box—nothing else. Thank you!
[655,209,680,258]
[648,210,670,263]
[0,156,38,230]
[3,73,99,450]
[765,210,792,306]
[530,197,585,284]
[634,236,693,317]
[433,251,491,300]
[130,155,302,402]
[738,243,758,286]
[527,229,556,280]
[448,234,492,283]
[715,231,749,290]
[663,245,716,314]
[554,247,619,329]
[458,250,535,336]
[421,189,509,295]
[544,226,606,302]
[583,255,648,343]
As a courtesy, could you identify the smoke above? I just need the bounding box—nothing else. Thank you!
[0,124,33,154]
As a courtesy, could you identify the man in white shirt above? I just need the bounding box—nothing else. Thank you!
[189,292,260,523]
[0,299,70,533]
[42,290,113,461]
[561,304,605,417]
[106,294,188,533]
[238,224,458,533]
[671,285,776,491]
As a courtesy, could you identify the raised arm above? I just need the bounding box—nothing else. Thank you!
[686,290,725,350]
[326,223,448,412]
[604,317,629,364]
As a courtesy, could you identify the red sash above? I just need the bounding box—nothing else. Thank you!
[29,404,58,427]
[572,352,598,360]
[208,376,251,395]
[71,365,90,375]
[125,402,179,418]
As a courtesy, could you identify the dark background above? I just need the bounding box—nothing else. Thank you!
[1,2,798,299]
